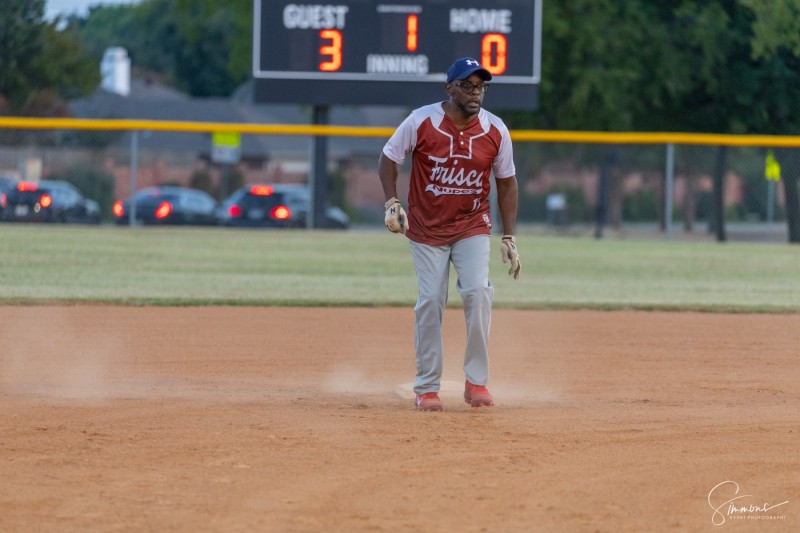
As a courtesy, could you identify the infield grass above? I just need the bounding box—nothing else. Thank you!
[0,224,798,312]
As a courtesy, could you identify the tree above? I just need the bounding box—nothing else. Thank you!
[172,4,241,96]
[75,0,251,97]
[504,1,687,235]
[0,0,99,116]
[502,0,800,241]
[73,1,180,86]
[738,0,800,242]
[740,0,800,59]
[173,0,251,96]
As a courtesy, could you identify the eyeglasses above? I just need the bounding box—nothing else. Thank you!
[453,81,490,94]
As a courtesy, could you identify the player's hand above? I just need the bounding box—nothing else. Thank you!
[500,235,521,279]
[384,197,409,234]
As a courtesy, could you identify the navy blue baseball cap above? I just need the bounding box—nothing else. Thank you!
[446,57,492,83]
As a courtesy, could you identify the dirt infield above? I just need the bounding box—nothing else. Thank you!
[1,306,797,532]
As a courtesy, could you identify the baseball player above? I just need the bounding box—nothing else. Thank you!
[379,57,521,411]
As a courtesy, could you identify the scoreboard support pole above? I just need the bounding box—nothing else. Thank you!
[309,104,329,229]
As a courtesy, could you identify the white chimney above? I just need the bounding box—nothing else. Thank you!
[100,47,131,96]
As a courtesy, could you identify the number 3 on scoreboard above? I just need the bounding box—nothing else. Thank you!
[319,30,342,71]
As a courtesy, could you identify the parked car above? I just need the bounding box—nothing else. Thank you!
[113,186,219,226]
[0,175,18,219]
[220,184,349,229]
[1,180,101,224]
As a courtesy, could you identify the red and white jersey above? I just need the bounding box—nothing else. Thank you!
[383,102,515,245]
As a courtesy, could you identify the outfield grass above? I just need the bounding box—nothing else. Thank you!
[0,224,798,312]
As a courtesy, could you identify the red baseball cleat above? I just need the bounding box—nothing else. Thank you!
[415,392,443,411]
[464,381,494,407]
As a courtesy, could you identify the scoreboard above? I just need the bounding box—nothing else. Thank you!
[253,0,542,109]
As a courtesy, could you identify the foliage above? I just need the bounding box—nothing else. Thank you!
[65,0,800,136]
[0,0,99,115]
[67,4,138,62]
[327,168,349,214]
[217,165,245,200]
[189,168,214,196]
[622,190,660,222]
[172,8,239,96]
[740,0,800,59]
[74,0,250,97]
[172,0,251,96]
[190,165,244,201]
[500,0,800,138]
[497,0,800,242]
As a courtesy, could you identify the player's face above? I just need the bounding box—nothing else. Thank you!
[448,74,487,117]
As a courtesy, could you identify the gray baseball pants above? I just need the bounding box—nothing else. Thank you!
[409,234,494,394]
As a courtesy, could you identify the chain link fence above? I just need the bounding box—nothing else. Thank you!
[1,120,799,243]
[513,141,800,242]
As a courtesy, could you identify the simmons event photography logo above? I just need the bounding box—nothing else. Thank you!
[708,481,790,526]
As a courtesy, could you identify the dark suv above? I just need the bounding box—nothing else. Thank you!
[220,184,349,229]
[1,180,101,224]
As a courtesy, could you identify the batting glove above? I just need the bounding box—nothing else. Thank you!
[384,197,409,234]
[500,235,521,279]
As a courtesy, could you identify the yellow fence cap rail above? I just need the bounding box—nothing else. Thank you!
[2,116,800,147]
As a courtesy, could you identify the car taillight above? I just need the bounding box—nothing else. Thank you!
[250,185,274,196]
[0,193,6,208]
[155,201,173,219]
[113,201,124,217]
[270,205,291,220]
[18,181,37,192]
[228,204,242,218]
[39,194,52,208]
